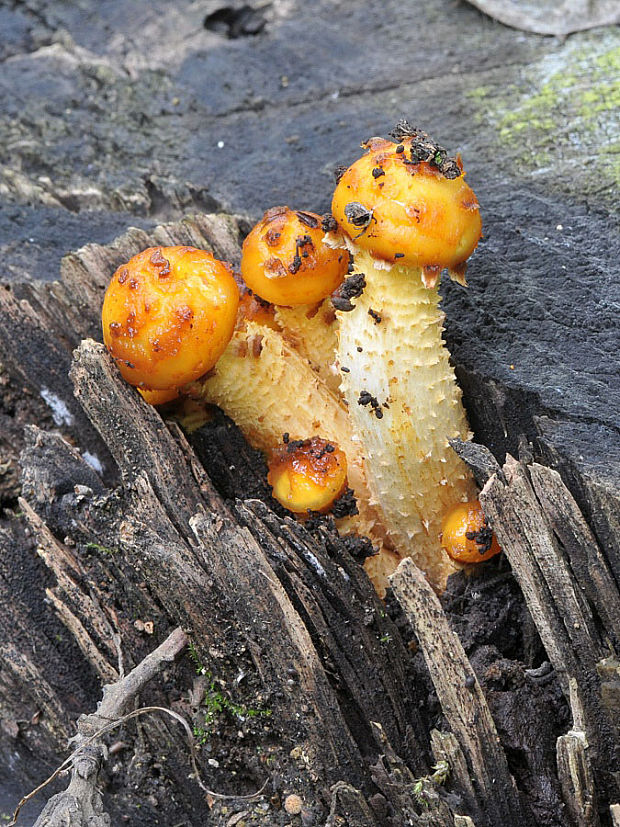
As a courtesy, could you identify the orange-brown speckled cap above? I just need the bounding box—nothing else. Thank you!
[332,132,482,276]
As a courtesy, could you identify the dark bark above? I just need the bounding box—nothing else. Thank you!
[0,211,618,825]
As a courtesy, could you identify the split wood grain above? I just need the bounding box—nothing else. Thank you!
[480,456,620,802]
[390,557,532,827]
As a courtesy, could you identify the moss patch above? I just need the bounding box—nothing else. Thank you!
[467,32,620,201]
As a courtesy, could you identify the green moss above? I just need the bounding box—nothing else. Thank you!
[465,85,489,101]
[468,33,620,198]
[187,642,272,746]
[85,541,118,555]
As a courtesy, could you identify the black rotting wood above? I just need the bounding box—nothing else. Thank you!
[479,455,620,806]
[390,558,533,827]
[0,208,618,825]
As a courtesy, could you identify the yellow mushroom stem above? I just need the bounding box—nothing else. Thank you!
[186,319,400,586]
[274,301,341,395]
[334,247,478,590]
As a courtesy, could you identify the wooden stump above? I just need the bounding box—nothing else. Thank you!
[0,213,618,826]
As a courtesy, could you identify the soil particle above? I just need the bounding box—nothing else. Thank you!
[331,273,366,312]
[331,487,359,519]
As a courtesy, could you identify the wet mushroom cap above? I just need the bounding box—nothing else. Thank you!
[102,246,239,390]
[268,437,348,514]
[241,206,348,306]
[138,386,181,406]
[440,500,501,564]
[331,137,482,269]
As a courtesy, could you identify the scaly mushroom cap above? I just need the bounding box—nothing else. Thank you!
[268,436,348,514]
[102,246,239,390]
[241,207,348,306]
[440,500,501,564]
[331,136,482,271]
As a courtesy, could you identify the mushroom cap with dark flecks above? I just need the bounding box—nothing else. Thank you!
[241,206,348,306]
[332,136,482,273]
[267,436,348,514]
[102,246,239,390]
[440,500,501,564]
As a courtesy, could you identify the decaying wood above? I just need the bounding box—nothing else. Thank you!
[22,627,188,827]
[430,731,478,821]
[1,208,618,825]
[528,463,620,649]
[479,454,620,803]
[556,733,599,827]
[390,558,531,827]
[326,782,377,827]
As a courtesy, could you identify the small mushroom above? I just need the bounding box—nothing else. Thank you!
[241,207,348,393]
[440,500,501,564]
[267,437,347,514]
[241,206,348,306]
[102,246,239,390]
[328,126,483,589]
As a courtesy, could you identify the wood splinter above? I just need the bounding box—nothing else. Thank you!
[12,627,188,827]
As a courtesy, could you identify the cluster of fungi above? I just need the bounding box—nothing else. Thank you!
[102,122,501,594]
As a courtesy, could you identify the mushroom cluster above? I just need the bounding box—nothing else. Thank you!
[101,123,500,593]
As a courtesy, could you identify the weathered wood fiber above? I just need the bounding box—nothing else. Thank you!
[556,732,600,827]
[390,558,532,827]
[479,456,620,803]
[29,627,187,827]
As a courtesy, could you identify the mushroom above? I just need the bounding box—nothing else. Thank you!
[241,206,348,393]
[267,436,348,515]
[440,500,501,564]
[102,246,239,390]
[241,206,348,306]
[328,123,483,589]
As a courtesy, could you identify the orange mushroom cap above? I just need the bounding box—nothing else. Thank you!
[268,436,348,514]
[440,500,501,564]
[102,246,239,390]
[241,207,348,306]
[332,133,482,271]
[138,387,181,406]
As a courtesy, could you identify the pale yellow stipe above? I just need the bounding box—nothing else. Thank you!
[194,320,386,548]
[274,301,341,394]
[335,248,478,590]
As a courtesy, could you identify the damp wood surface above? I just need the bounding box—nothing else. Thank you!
[0,1,619,825]
[0,210,617,826]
